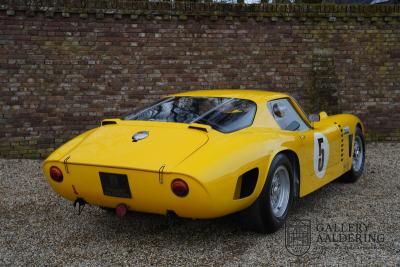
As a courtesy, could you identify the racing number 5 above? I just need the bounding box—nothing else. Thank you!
[317,138,324,172]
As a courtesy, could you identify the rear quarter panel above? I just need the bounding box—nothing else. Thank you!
[171,129,302,217]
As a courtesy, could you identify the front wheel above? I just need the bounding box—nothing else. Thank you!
[240,154,294,233]
[340,127,365,183]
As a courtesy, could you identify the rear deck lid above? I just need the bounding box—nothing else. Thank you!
[66,121,209,171]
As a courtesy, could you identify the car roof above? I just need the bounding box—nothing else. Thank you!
[170,89,289,101]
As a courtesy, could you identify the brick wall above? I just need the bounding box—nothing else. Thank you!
[0,1,399,158]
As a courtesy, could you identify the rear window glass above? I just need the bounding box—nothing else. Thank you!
[124,96,257,133]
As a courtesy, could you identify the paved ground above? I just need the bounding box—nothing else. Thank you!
[0,143,399,266]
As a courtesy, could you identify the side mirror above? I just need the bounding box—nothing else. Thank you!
[319,111,328,119]
[308,114,320,122]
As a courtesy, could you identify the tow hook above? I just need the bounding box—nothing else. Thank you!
[115,204,128,218]
[73,198,86,215]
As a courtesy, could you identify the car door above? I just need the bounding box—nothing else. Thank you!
[312,119,342,182]
[267,98,340,196]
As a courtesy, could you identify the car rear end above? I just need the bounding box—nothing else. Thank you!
[42,95,261,219]
[43,161,217,218]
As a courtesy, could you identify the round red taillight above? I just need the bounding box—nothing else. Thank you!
[50,166,63,182]
[171,179,189,197]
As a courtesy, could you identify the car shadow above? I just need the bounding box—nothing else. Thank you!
[86,178,346,239]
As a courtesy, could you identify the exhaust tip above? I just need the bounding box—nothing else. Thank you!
[115,204,128,218]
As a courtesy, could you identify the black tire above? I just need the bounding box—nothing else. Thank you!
[340,127,365,183]
[239,153,295,233]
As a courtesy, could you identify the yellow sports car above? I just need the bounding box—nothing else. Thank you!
[43,90,365,233]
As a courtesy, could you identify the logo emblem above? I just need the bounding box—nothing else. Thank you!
[313,132,329,178]
[132,131,149,142]
[285,219,311,256]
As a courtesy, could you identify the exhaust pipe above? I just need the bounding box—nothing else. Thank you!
[73,198,86,215]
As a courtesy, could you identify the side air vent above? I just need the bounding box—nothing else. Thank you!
[337,123,344,162]
[234,168,259,199]
[101,120,117,126]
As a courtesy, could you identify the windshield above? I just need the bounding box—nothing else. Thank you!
[124,96,257,133]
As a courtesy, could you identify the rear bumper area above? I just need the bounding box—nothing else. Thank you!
[43,162,231,219]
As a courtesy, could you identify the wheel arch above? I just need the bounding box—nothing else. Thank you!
[260,148,300,200]
[355,122,366,152]
[356,122,363,133]
[279,150,300,198]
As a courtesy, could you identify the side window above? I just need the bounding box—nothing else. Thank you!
[268,99,309,131]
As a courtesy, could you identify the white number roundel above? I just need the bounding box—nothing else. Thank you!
[313,132,329,178]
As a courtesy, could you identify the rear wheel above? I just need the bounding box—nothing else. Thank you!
[240,154,294,233]
[340,127,365,183]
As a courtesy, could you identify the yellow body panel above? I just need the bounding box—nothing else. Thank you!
[43,90,364,219]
